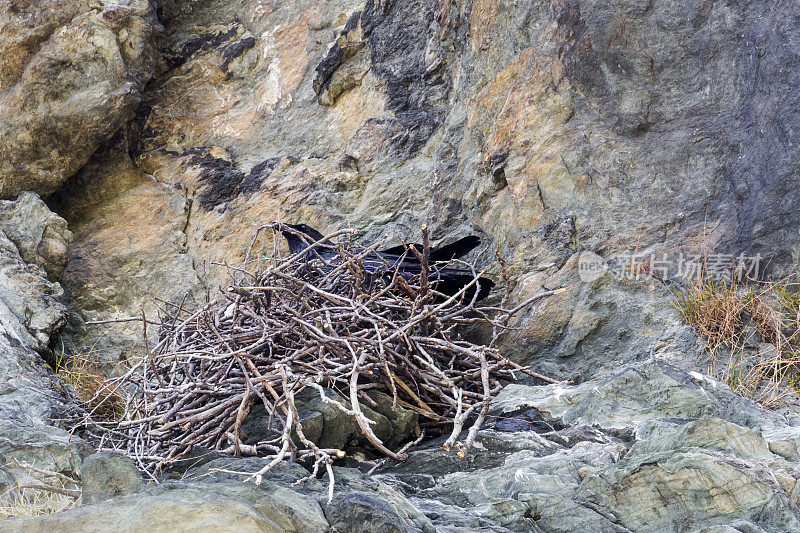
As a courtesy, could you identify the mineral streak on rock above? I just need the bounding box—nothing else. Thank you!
[188,149,281,210]
[360,0,451,156]
[313,10,365,106]
[163,25,241,70]
[220,36,257,74]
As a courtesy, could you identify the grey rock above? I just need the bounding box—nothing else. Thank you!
[81,452,143,504]
[411,443,627,532]
[0,0,163,198]
[0,230,66,352]
[294,388,361,450]
[2,481,327,533]
[383,430,560,491]
[373,361,800,532]
[184,457,312,486]
[324,491,418,533]
[293,387,411,451]
[578,418,800,532]
[408,498,519,533]
[366,390,419,449]
[189,460,437,532]
[691,522,767,533]
[321,466,437,533]
[500,255,699,382]
[360,404,393,446]
[292,409,325,446]
[492,360,796,436]
[239,402,325,447]
[0,192,72,281]
[0,206,87,490]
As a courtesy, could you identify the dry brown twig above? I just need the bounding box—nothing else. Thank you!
[78,226,561,497]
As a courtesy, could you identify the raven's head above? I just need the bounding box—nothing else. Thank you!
[268,222,327,255]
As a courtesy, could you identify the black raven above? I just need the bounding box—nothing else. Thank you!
[268,222,495,301]
[267,223,333,261]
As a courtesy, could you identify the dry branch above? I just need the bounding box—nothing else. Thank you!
[79,226,560,489]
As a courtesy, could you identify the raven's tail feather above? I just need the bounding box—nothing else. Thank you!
[429,272,495,301]
[429,235,481,262]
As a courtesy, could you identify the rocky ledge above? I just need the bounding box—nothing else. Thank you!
[6,355,800,532]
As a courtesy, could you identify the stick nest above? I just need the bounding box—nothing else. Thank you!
[80,226,558,491]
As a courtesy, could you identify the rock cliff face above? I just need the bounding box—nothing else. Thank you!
[0,0,162,199]
[35,0,800,379]
[0,194,87,496]
[4,0,800,531]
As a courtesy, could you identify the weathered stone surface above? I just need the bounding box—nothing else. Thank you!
[0,229,65,353]
[3,482,325,533]
[0,0,162,199]
[374,362,800,532]
[289,387,416,451]
[577,419,800,532]
[239,387,416,454]
[49,0,800,385]
[0,192,72,281]
[499,253,698,381]
[81,451,143,504]
[51,138,204,368]
[366,390,419,449]
[691,524,767,533]
[0,199,87,492]
[492,360,799,436]
[325,491,419,533]
[154,459,439,532]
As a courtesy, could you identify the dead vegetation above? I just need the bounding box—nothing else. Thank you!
[0,487,77,520]
[672,273,800,407]
[55,350,125,419]
[0,460,81,519]
[77,225,560,497]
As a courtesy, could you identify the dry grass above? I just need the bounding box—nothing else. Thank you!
[55,350,125,419]
[672,279,745,350]
[776,277,800,329]
[0,461,80,520]
[672,274,800,408]
[0,486,77,519]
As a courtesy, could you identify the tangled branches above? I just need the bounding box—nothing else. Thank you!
[81,225,560,493]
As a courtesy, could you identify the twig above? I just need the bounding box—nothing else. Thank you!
[77,222,560,490]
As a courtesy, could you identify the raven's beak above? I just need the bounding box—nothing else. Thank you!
[267,221,282,232]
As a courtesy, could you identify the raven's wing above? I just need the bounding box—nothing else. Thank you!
[272,223,334,256]
[378,243,421,256]
[363,253,421,273]
[378,236,481,262]
[429,270,495,301]
[429,236,481,261]
[366,262,494,301]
